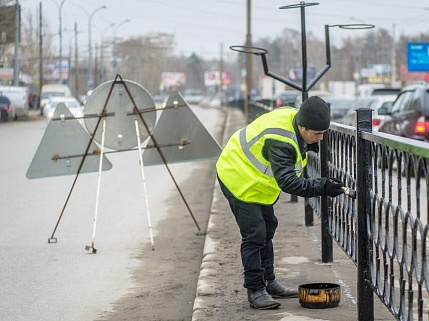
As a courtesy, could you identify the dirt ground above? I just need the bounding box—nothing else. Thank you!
[95,107,227,321]
[95,160,218,321]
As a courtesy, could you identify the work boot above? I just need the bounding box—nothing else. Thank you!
[266,280,298,298]
[247,288,281,310]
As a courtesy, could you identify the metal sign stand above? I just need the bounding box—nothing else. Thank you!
[26,75,222,252]
[85,117,107,254]
[134,119,155,250]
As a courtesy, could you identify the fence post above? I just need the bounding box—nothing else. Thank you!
[356,108,373,320]
[319,127,332,262]
[303,167,313,226]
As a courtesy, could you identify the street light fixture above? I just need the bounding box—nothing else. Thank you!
[230,2,374,205]
[328,23,375,88]
[87,5,107,92]
[112,19,131,78]
[113,18,131,40]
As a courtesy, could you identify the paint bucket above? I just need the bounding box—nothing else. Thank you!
[298,283,341,309]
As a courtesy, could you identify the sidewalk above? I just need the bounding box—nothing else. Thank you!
[191,107,395,321]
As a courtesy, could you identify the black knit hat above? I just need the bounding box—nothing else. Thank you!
[295,96,330,130]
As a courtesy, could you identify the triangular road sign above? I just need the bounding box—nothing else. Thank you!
[26,104,112,179]
[142,91,222,166]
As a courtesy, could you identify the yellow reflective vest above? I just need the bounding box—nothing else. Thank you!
[216,107,306,204]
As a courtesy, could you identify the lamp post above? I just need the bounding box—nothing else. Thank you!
[348,17,368,87]
[112,19,131,77]
[13,0,20,86]
[58,0,67,83]
[68,24,82,95]
[244,0,251,123]
[87,5,107,92]
[99,23,115,83]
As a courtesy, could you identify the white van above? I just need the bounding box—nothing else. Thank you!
[40,84,72,111]
[0,85,30,119]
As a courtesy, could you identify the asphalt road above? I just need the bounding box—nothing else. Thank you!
[0,105,225,321]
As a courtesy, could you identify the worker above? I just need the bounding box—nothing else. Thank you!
[216,96,344,309]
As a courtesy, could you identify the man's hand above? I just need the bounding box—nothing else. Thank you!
[325,178,344,197]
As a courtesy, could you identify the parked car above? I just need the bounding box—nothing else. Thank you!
[0,95,15,121]
[295,90,332,107]
[40,84,72,115]
[0,85,29,119]
[324,95,355,119]
[370,88,401,96]
[371,99,396,132]
[356,84,401,97]
[338,95,397,131]
[183,89,203,105]
[378,82,429,141]
[43,97,84,123]
[209,95,222,108]
[274,91,300,108]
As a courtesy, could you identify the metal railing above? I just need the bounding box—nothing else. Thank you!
[247,102,429,320]
[311,109,429,321]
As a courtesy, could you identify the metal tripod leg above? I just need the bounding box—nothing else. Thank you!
[85,117,107,254]
[135,119,155,250]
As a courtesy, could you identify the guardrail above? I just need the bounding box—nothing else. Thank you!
[246,101,429,321]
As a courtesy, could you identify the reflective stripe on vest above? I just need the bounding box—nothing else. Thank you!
[239,127,303,177]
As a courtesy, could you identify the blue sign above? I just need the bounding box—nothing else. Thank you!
[407,43,429,72]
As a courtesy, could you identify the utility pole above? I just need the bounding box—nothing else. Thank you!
[94,43,99,88]
[219,42,223,97]
[13,0,20,86]
[38,1,43,109]
[74,22,79,99]
[391,23,396,87]
[245,0,252,122]
[58,0,67,83]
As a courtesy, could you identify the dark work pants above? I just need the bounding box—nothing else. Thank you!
[218,177,278,291]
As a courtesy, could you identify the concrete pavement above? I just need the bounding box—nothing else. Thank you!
[191,107,395,321]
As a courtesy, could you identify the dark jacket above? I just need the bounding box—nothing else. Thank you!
[262,118,328,198]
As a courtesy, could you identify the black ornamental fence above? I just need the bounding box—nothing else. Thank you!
[245,101,429,321]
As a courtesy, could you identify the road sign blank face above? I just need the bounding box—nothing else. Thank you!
[84,80,156,150]
[143,91,222,166]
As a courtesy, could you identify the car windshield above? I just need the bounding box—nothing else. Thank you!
[280,93,298,100]
[371,88,400,96]
[380,102,393,109]
[354,98,376,109]
[42,92,66,99]
[326,98,354,108]
[65,101,79,108]
[51,101,79,109]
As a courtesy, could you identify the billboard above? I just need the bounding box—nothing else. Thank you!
[33,59,69,81]
[204,71,231,86]
[0,5,20,44]
[161,72,186,88]
[0,67,14,79]
[407,43,429,72]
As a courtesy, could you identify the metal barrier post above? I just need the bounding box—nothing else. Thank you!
[303,167,313,226]
[319,128,332,261]
[356,108,374,320]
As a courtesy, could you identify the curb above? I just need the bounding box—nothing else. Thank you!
[192,179,223,320]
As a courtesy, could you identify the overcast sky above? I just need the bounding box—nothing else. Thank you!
[18,0,429,60]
